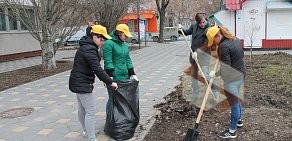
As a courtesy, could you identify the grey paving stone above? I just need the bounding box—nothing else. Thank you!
[0,41,192,141]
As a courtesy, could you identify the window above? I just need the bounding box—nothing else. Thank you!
[0,7,36,32]
[0,8,6,31]
[20,9,35,30]
[20,21,27,30]
[8,8,17,30]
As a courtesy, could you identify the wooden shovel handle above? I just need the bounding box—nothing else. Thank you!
[195,58,219,124]
[180,29,193,54]
[180,29,216,98]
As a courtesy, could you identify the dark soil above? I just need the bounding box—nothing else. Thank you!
[0,60,73,92]
[144,52,292,141]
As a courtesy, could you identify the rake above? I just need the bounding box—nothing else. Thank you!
[179,28,216,100]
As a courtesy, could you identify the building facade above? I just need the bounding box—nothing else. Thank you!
[211,0,292,48]
[120,10,158,33]
[0,6,40,61]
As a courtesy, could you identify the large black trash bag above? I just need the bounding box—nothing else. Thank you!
[104,79,139,141]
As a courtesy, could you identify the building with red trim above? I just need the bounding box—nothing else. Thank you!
[210,0,292,49]
[119,10,158,33]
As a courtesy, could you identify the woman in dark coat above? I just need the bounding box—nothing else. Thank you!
[207,26,245,139]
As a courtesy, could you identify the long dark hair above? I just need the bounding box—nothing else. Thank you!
[91,33,106,40]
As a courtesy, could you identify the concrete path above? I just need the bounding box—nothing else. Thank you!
[0,41,189,141]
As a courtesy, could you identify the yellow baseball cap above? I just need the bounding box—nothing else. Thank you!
[206,26,220,47]
[91,25,112,39]
[116,24,133,38]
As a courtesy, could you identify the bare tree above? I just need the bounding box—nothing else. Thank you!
[245,9,260,65]
[128,0,155,11]
[3,0,85,70]
[156,0,170,43]
[166,0,221,26]
[85,0,135,32]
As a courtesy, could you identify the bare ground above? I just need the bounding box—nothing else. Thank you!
[144,52,292,141]
[0,60,73,92]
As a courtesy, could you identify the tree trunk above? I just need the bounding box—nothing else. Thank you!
[158,10,166,43]
[41,41,57,70]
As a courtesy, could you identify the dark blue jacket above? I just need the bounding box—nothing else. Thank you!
[181,21,210,65]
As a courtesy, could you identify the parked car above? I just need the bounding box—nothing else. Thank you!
[151,27,179,42]
[64,26,87,46]
[64,37,81,46]
[127,32,140,44]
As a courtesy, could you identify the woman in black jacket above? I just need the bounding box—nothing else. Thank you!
[69,25,118,141]
[207,26,245,139]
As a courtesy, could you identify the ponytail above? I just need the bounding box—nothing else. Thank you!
[219,26,236,41]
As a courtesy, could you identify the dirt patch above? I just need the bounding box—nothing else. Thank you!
[144,52,292,141]
[0,60,73,92]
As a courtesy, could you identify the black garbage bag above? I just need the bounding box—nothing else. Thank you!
[104,79,139,141]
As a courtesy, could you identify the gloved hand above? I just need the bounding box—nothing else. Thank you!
[209,71,216,78]
[192,52,198,61]
[130,75,139,81]
[178,24,183,29]
[111,82,118,90]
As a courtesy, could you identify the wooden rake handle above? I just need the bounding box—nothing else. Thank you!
[195,58,219,124]
[180,29,216,99]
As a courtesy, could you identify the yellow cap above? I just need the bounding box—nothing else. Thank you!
[91,25,112,39]
[206,26,220,47]
[116,24,133,37]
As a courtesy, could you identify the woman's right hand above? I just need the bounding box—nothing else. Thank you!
[111,82,118,90]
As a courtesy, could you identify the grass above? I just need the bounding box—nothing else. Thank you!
[246,52,292,96]
[261,65,292,94]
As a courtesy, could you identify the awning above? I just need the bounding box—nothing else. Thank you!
[267,1,292,10]
[225,0,246,10]
[121,13,155,20]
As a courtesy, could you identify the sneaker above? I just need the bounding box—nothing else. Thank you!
[82,130,87,138]
[237,120,243,128]
[82,130,100,138]
[217,129,237,139]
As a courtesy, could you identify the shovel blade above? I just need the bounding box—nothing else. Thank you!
[184,128,199,141]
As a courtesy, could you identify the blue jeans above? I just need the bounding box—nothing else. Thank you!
[192,65,218,99]
[223,78,244,130]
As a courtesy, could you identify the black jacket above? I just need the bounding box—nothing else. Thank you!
[216,37,246,83]
[69,36,113,94]
[86,26,92,36]
[180,22,210,65]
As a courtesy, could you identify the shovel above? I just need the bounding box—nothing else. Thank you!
[184,58,219,141]
[179,28,216,100]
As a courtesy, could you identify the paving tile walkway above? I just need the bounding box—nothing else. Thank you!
[0,41,190,141]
